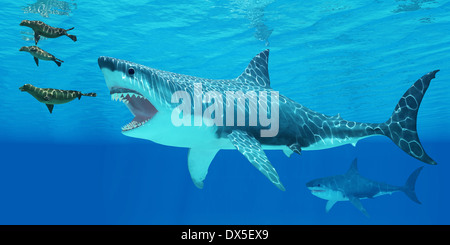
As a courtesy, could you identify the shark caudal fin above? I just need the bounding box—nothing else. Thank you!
[382,70,439,165]
[402,166,423,204]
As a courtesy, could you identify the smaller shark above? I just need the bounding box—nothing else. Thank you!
[306,159,423,217]
[19,46,64,67]
[20,20,77,45]
[19,84,96,113]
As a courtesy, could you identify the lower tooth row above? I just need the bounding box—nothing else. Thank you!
[121,119,150,131]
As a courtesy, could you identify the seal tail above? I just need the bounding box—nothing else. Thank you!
[401,166,423,204]
[379,70,439,165]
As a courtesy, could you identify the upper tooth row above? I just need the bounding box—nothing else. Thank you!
[110,93,145,101]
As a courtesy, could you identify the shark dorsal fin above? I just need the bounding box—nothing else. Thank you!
[236,49,271,88]
[346,158,359,176]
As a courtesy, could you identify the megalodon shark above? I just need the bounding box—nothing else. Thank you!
[306,159,423,217]
[97,50,438,191]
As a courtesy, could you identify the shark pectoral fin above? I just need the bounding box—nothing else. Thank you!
[349,196,370,218]
[188,148,219,189]
[227,130,285,191]
[34,57,39,66]
[326,200,337,213]
[45,104,54,114]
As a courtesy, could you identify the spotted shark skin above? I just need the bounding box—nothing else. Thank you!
[98,50,439,190]
[20,20,77,45]
[19,84,96,113]
[19,46,64,67]
[306,159,423,217]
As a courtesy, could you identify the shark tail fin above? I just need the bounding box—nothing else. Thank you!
[382,70,439,165]
[82,92,97,97]
[402,166,423,204]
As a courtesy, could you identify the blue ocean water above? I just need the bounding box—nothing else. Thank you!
[0,0,449,224]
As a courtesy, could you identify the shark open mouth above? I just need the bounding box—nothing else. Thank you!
[311,189,326,193]
[309,187,326,193]
[110,87,158,132]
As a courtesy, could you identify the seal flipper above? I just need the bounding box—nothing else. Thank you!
[34,57,39,66]
[34,32,40,45]
[188,148,218,189]
[67,34,77,42]
[227,130,285,191]
[54,58,63,67]
[65,27,77,42]
[46,104,54,114]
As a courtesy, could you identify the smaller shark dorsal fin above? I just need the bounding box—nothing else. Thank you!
[236,49,271,88]
[346,158,359,176]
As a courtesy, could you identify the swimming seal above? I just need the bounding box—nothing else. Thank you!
[20,20,77,44]
[19,84,96,114]
[19,46,64,67]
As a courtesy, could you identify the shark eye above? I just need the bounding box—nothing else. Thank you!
[128,67,135,75]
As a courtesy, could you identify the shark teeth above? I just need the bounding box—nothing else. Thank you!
[121,118,151,131]
[110,92,145,102]
[110,90,157,132]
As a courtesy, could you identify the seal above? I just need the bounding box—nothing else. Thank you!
[19,84,96,113]
[19,46,64,67]
[20,20,77,44]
